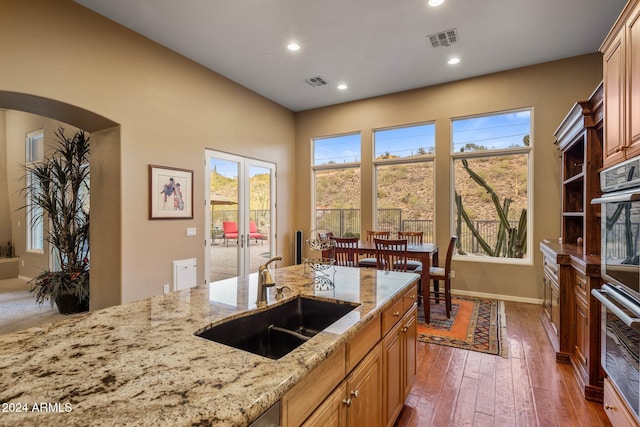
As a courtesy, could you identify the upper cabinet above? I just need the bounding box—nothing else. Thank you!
[601,0,640,168]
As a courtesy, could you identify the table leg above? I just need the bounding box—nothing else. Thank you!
[421,253,430,324]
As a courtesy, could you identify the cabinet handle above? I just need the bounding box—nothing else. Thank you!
[342,398,352,407]
[402,326,408,333]
[393,311,400,317]
[351,389,359,398]
[604,403,614,410]
[410,295,416,299]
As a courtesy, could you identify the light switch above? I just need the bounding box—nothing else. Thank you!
[186,227,197,237]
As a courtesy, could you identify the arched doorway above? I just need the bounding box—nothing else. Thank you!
[0,91,122,310]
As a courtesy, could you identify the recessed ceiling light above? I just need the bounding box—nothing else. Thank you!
[428,0,445,7]
[337,83,348,90]
[287,42,300,51]
[448,57,461,65]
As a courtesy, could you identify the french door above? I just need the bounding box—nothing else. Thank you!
[205,150,275,283]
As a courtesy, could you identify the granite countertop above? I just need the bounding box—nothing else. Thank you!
[0,264,418,426]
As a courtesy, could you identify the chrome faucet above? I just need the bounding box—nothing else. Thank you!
[256,256,283,306]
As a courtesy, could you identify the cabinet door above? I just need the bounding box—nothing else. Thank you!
[574,295,589,372]
[627,1,640,157]
[603,28,626,168]
[551,283,561,336]
[302,382,348,427]
[543,275,552,321]
[347,343,383,427]
[403,305,417,400]
[382,322,403,427]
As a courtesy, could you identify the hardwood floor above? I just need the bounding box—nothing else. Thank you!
[396,301,611,427]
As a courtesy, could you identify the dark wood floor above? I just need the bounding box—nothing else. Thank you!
[396,301,611,427]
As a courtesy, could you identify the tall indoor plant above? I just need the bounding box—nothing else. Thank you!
[23,127,90,313]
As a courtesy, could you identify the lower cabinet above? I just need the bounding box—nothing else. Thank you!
[383,305,417,427]
[303,345,382,427]
[284,284,418,427]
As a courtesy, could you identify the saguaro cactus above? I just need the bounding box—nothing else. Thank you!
[455,158,527,258]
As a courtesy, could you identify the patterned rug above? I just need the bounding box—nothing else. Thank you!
[417,295,508,358]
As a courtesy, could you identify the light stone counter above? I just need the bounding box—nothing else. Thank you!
[0,264,418,426]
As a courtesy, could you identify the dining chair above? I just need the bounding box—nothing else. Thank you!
[358,230,390,268]
[398,231,423,270]
[331,237,359,267]
[373,238,408,272]
[417,236,457,318]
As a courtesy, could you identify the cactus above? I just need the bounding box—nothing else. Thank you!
[455,158,527,258]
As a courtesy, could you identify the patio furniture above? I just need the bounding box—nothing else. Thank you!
[222,221,238,246]
[249,221,265,244]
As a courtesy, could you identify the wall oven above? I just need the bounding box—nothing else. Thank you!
[592,157,640,423]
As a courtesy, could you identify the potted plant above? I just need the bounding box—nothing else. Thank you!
[23,127,90,314]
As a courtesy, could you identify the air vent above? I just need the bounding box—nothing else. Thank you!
[304,76,328,87]
[427,28,459,48]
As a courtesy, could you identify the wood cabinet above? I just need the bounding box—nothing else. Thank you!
[303,345,383,427]
[604,377,640,427]
[540,83,605,402]
[554,83,603,254]
[284,284,418,427]
[382,305,417,427]
[601,0,640,168]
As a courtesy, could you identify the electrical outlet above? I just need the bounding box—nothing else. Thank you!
[21,260,25,267]
[186,227,197,237]
[450,270,455,279]
[163,284,170,294]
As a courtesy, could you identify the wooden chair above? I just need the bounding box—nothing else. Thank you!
[398,231,423,270]
[373,238,408,272]
[358,230,390,268]
[331,237,359,267]
[417,236,457,318]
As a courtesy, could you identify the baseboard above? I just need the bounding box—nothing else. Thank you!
[452,289,542,305]
[18,275,32,282]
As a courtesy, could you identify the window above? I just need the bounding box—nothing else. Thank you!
[452,109,531,260]
[25,130,44,253]
[374,123,435,239]
[313,133,361,237]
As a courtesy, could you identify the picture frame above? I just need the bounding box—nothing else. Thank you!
[149,165,194,219]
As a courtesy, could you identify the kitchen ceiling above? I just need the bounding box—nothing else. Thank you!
[74,0,627,112]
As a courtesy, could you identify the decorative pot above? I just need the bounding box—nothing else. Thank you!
[55,293,89,314]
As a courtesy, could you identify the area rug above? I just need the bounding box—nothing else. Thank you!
[417,295,508,358]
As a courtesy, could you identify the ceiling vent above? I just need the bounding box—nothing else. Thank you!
[427,28,459,48]
[304,76,328,87]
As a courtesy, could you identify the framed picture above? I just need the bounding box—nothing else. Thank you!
[149,165,193,219]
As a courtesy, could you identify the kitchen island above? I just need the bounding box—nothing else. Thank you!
[0,264,419,426]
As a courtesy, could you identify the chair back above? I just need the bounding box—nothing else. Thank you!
[398,231,423,245]
[331,237,359,267]
[317,231,334,241]
[366,230,389,241]
[374,238,408,271]
[443,236,458,275]
[222,221,238,235]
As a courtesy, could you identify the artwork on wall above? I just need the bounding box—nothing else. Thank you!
[149,165,193,219]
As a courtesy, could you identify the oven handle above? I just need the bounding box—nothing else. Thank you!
[592,287,640,328]
[591,190,640,204]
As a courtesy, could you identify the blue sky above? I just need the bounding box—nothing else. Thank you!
[313,110,531,165]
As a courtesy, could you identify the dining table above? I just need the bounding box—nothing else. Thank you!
[355,240,439,323]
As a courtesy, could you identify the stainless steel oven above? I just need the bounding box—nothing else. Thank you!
[592,157,640,423]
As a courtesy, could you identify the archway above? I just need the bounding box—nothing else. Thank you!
[0,91,122,310]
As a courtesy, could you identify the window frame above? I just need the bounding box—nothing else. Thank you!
[373,122,436,237]
[25,129,45,254]
[450,108,533,264]
[311,132,362,237]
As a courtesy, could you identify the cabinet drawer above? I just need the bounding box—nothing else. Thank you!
[574,271,588,301]
[382,298,404,336]
[604,378,640,427]
[281,346,346,427]
[403,285,418,312]
[543,255,559,282]
[346,315,381,373]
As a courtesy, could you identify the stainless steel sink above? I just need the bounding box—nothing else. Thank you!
[196,296,358,359]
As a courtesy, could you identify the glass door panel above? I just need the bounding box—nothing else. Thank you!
[206,151,275,283]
